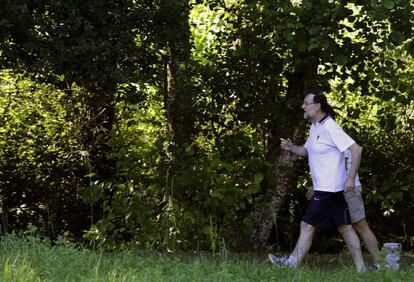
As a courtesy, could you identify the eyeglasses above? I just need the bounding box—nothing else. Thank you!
[303,103,316,107]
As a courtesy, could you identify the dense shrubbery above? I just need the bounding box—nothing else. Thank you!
[1,66,413,252]
[0,0,413,253]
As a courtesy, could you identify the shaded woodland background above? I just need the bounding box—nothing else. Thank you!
[0,0,413,253]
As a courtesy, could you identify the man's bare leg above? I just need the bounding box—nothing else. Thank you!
[352,218,380,265]
[287,221,316,267]
[338,224,366,271]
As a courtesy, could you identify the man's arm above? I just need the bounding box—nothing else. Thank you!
[280,138,308,157]
[344,142,363,192]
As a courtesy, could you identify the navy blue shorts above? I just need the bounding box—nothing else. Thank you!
[303,191,351,229]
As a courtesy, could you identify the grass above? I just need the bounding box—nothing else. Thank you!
[0,234,413,281]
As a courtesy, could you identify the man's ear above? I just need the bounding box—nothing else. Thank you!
[315,103,321,111]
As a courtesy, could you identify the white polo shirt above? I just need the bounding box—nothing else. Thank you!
[304,115,355,192]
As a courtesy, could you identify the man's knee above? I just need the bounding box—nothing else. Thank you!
[300,221,315,234]
[337,224,353,235]
[352,218,368,234]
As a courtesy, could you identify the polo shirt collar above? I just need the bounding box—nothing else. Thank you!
[318,114,330,125]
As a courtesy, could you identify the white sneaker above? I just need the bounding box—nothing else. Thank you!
[371,264,381,271]
[268,253,289,266]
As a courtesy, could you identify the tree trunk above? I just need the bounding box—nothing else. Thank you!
[247,56,318,251]
[165,0,193,159]
[166,47,193,153]
[83,84,116,181]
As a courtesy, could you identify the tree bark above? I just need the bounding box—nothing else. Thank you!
[166,46,193,153]
[247,56,318,251]
[165,0,193,158]
[83,84,116,181]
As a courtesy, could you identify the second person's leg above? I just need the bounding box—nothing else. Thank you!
[353,218,380,265]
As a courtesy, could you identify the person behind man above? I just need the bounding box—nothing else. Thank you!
[268,91,366,272]
[305,148,381,269]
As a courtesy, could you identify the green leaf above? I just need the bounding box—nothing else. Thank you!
[302,0,313,9]
[383,0,395,9]
[307,43,319,52]
[254,172,264,184]
[283,31,294,42]
[334,54,348,65]
[390,31,405,44]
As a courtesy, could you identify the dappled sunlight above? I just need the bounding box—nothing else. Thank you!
[0,0,413,263]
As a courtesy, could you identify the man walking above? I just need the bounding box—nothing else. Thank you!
[305,148,381,269]
[268,91,366,272]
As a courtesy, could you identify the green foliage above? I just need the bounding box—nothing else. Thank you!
[190,0,236,66]
[0,0,143,87]
[83,116,270,250]
[0,70,89,237]
[335,99,413,245]
[0,0,413,254]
